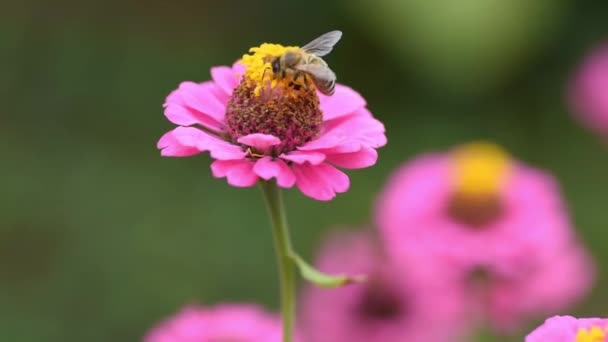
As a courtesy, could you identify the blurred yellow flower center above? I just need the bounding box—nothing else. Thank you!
[241,43,306,96]
[450,142,512,197]
[575,326,607,342]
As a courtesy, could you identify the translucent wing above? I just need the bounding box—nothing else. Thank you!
[301,30,343,57]
[295,63,336,95]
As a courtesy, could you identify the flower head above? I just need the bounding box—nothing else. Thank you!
[144,303,298,342]
[157,38,386,201]
[299,230,468,342]
[376,142,576,273]
[375,142,594,331]
[526,315,608,342]
[569,41,608,137]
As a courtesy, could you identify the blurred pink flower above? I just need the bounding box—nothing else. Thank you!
[376,144,575,273]
[157,43,386,201]
[299,230,468,342]
[475,244,594,331]
[569,41,608,137]
[526,315,608,342]
[375,143,594,331]
[144,303,297,342]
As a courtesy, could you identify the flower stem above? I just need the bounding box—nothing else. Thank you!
[260,181,296,342]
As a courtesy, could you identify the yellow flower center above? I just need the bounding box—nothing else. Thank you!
[450,142,512,197]
[446,142,512,227]
[240,43,306,96]
[575,326,607,342]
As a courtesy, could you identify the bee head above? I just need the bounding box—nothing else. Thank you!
[271,58,281,75]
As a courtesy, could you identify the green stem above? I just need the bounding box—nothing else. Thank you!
[260,181,296,342]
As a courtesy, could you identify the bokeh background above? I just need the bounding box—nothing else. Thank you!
[1,0,607,341]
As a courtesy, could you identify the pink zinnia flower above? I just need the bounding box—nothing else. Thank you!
[299,230,468,342]
[479,244,594,331]
[375,142,594,331]
[157,42,386,201]
[526,315,608,342]
[144,303,298,342]
[569,41,608,137]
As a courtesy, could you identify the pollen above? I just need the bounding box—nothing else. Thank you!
[241,43,302,96]
[450,142,512,197]
[575,326,606,342]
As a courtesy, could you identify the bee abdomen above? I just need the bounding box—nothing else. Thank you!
[315,78,335,96]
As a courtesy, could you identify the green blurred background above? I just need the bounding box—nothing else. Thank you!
[1,0,607,340]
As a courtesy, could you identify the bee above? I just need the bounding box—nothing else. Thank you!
[271,30,342,96]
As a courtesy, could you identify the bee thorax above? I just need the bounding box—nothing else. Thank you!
[282,51,302,67]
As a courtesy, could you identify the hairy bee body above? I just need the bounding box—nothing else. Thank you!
[271,31,342,96]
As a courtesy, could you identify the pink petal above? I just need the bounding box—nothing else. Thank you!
[211,159,258,187]
[318,84,366,121]
[211,66,239,96]
[279,151,326,165]
[178,82,226,121]
[326,146,378,169]
[157,131,201,157]
[232,61,246,76]
[299,108,386,152]
[253,157,296,188]
[318,142,365,154]
[237,133,281,151]
[164,81,227,131]
[293,163,350,201]
[157,127,246,160]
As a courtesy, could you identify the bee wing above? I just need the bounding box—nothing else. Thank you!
[301,30,343,57]
[295,63,335,83]
[295,63,336,95]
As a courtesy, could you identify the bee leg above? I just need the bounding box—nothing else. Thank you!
[301,73,311,91]
[288,71,301,91]
[261,67,269,86]
[293,71,304,84]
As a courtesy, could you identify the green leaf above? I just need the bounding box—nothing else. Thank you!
[290,252,366,288]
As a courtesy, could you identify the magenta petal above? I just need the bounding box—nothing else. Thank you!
[293,163,350,201]
[237,134,281,151]
[157,131,201,157]
[232,62,246,76]
[164,102,222,131]
[326,146,378,169]
[177,82,226,122]
[253,157,296,188]
[211,66,239,96]
[279,151,326,165]
[300,108,386,152]
[164,81,226,131]
[568,42,608,135]
[318,84,366,121]
[158,127,246,160]
[319,143,365,154]
[211,160,258,187]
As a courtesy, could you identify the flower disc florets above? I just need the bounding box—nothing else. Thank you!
[225,83,322,155]
[225,43,323,155]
